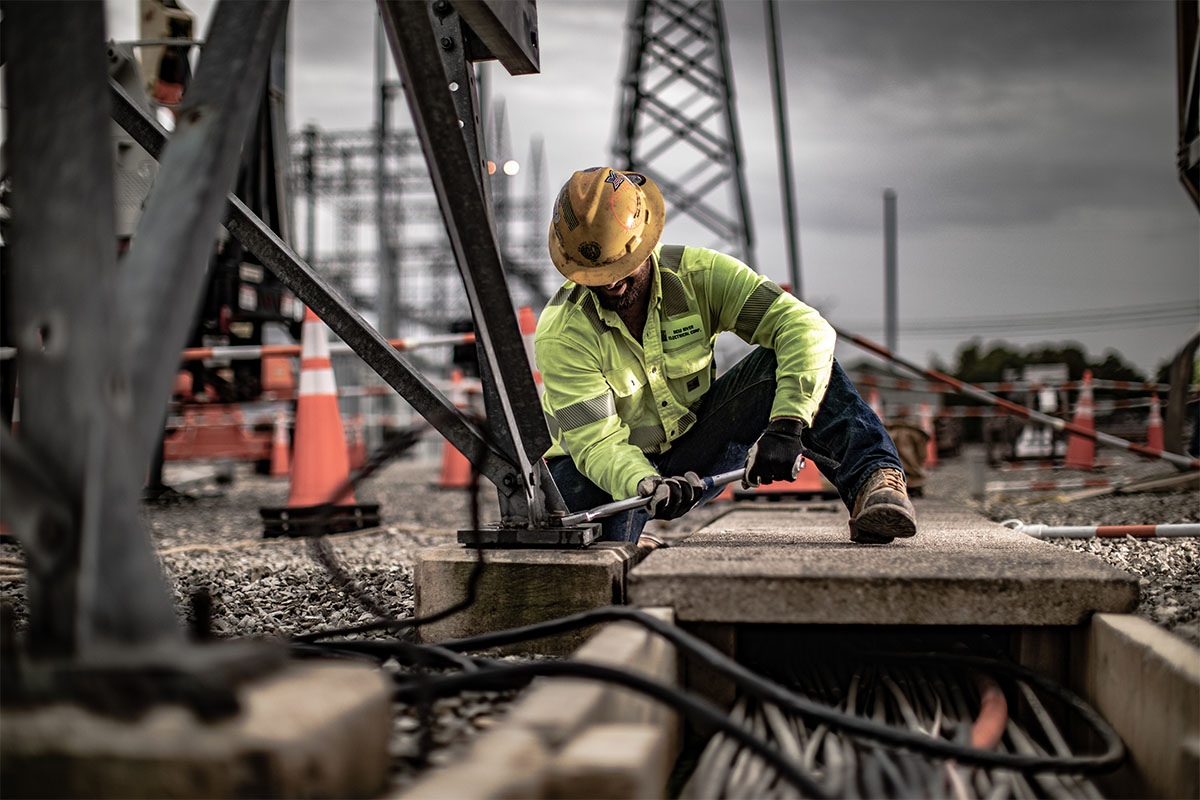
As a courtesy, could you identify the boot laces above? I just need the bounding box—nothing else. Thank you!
[875,469,906,493]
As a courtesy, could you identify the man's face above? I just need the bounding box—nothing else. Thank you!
[593,258,651,312]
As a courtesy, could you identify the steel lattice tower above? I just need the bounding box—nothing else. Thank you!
[613,0,755,263]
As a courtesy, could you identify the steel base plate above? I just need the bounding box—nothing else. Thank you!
[260,503,381,538]
[457,523,603,548]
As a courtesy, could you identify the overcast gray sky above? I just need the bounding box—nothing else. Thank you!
[107,0,1199,377]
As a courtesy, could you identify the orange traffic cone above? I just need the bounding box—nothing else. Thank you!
[1064,370,1095,469]
[439,369,472,489]
[269,410,290,478]
[260,308,379,537]
[1147,394,1164,452]
[518,305,544,395]
[919,402,938,469]
[288,308,355,507]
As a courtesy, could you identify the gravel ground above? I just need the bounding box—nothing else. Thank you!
[1,442,1196,792]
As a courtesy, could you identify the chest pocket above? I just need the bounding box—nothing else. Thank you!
[665,345,713,402]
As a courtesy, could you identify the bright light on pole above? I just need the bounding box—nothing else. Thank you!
[502,159,520,176]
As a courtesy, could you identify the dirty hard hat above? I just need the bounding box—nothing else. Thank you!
[548,167,665,286]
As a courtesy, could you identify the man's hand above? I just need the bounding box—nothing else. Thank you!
[637,472,706,520]
[744,418,806,487]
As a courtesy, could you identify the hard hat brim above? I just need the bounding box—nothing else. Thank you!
[548,172,665,287]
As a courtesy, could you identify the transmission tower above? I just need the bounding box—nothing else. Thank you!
[613,0,755,263]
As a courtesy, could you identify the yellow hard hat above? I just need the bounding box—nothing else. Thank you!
[548,167,665,286]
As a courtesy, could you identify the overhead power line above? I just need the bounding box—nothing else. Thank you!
[841,301,1199,337]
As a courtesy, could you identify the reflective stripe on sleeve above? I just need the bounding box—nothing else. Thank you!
[734,281,783,340]
[554,392,617,431]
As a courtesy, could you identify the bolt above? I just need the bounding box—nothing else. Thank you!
[432,0,450,13]
[440,36,454,51]
[503,474,516,486]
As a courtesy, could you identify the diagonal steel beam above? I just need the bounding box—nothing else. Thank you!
[119,0,287,460]
[109,80,522,490]
[379,0,556,524]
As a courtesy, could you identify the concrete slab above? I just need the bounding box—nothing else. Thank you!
[414,542,637,655]
[546,723,672,800]
[0,661,392,799]
[1079,613,1200,799]
[506,607,678,749]
[628,500,1138,625]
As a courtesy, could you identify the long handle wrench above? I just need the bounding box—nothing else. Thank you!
[558,468,748,526]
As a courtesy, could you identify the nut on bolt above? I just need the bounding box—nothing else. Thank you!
[440,36,454,51]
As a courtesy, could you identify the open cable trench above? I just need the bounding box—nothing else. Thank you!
[682,636,1108,799]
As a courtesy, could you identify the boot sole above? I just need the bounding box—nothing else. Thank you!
[849,503,917,544]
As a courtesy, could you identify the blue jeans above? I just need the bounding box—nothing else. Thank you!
[548,350,904,542]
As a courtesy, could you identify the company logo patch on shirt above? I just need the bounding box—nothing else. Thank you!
[686,376,700,392]
[662,314,704,349]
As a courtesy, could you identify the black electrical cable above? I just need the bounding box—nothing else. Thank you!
[391,658,832,800]
[288,413,1120,778]
[415,606,1124,774]
[303,605,1122,774]
[293,432,490,645]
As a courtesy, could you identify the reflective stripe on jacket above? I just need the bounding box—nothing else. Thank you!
[534,244,835,500]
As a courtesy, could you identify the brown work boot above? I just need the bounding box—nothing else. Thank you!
[848,468,917,544]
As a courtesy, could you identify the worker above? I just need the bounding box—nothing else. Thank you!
[535,167,916,544]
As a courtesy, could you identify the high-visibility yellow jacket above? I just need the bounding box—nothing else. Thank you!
[534,244,835,500]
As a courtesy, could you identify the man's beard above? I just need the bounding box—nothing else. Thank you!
[595,277,644,311]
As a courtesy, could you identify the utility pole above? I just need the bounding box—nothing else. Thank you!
[303,124,317,266]
[375,13,398,339]
[884,188,898,356]
[765,0,802,297]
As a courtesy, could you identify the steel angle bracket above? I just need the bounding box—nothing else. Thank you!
[451,0,540,75]
[457,523,602,549]
[379,0,565,528]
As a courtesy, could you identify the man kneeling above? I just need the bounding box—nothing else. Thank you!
[536,167,916,545]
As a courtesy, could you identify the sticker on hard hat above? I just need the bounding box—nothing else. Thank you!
[579,241,601,262]
[557,188,580,231]
[604,170,626,192]
[626,173,646,186]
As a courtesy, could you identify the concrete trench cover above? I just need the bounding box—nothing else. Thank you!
[628,500,1139,626]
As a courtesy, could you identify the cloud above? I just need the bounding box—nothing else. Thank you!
[723,0,1184,235]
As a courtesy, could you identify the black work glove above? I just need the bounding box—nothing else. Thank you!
[743,418,806,488]
[637,471,706,520]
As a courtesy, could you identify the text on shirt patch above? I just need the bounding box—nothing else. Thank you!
[662,314,704,347]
